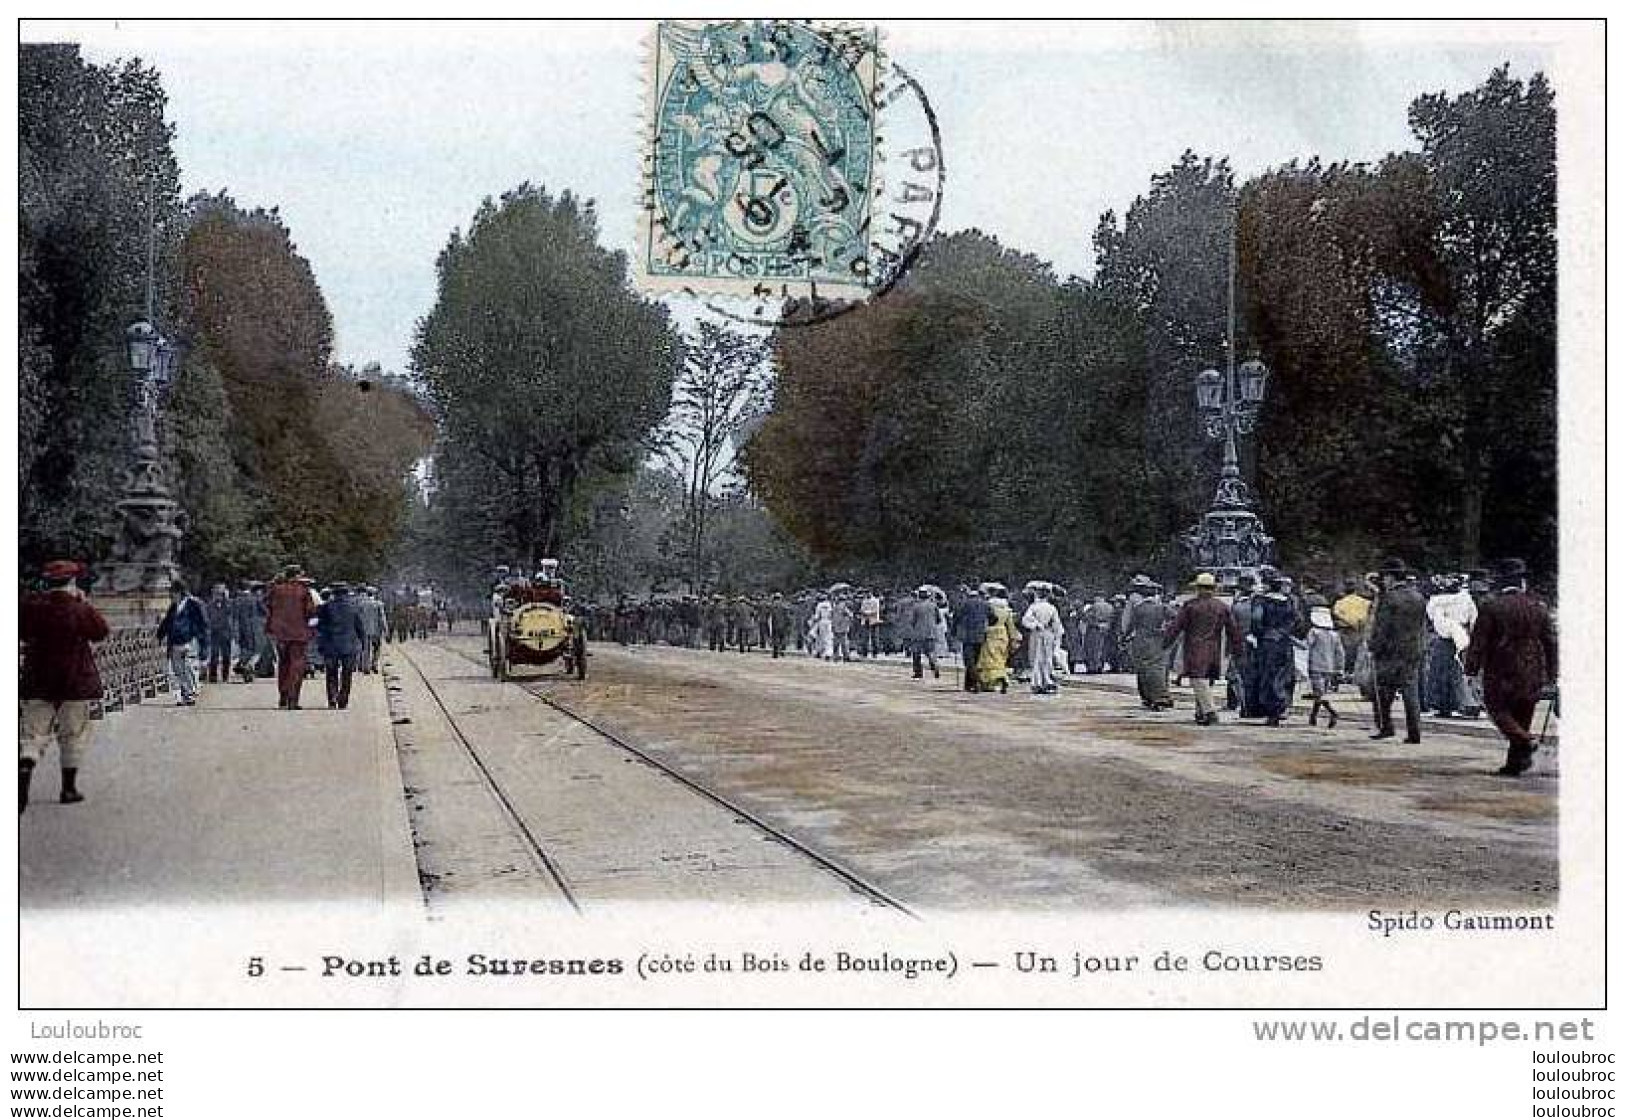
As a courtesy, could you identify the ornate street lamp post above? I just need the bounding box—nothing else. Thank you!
[1182,229,1275,588]
[101,186,186,617]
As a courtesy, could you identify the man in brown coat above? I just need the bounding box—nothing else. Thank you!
[266,564,318,710]
[1164,572,1243,726]
[20,560,109,811]
[1463,558,1558,777]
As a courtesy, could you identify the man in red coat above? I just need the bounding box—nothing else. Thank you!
[1463,558,1558,777]
[20,560,109,811]
[265,564,318,710]
[1164,572,1243,726]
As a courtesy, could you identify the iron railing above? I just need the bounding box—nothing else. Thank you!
[88,627,172,718]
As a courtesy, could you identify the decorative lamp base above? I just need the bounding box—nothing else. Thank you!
[1182,507,1276,591]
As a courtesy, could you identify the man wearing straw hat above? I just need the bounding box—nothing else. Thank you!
[1165,572,1242,726]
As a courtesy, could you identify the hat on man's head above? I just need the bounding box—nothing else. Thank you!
[1378,558,1408,576]
[1491,557,1529,584]
[1129,574,1158,591]
[41,559,85,583]
[1193,572,1217,589]
[281,563,303,578]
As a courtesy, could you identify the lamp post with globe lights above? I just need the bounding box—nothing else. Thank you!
[101,188,187,616]
[1181,227,1275,588]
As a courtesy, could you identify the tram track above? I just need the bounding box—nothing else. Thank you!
[395,639,915,917]
[394,646,581,912]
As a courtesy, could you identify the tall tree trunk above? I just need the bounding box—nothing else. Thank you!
[1459,448,1488,567]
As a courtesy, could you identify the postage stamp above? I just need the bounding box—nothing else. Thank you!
[639,20,883,302]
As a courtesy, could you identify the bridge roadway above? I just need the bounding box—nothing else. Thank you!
[19,631,1558,917]
[387,639,900,914]
[415,633,1556,912]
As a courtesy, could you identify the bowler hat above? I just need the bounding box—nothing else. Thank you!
[1491,557,1529,582]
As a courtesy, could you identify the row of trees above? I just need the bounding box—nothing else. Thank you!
[395,188,811,602]
[21,46,433,585]
[745,66,1557,587]
[378,64,1558,603]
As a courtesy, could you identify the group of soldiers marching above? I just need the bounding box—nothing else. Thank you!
[609,593,801,657]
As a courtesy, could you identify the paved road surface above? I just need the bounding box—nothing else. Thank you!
[437,634,1557,913]
[388,640,898,915]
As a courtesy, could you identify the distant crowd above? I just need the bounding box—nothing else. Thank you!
[597,556,1558,777]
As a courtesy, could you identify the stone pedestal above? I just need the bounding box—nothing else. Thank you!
[93,592,172,630]
[102,381,185,604]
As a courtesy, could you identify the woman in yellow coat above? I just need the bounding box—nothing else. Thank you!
[976,593,1022,694]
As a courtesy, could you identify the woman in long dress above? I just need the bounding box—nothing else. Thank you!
[976,598,1022,693]
[1249,575,1298,725]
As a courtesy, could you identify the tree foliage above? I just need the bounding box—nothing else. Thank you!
[748,230,1157,587]
[746,66,1556,586]
[1243,66,1556,572]
[19,45,180,567]
[19,43,432,585]
[659,321,773,590]
[410,185,682,577]
[177,195,434,581]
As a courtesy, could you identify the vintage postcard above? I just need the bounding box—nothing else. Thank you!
[11,18,1604,1039]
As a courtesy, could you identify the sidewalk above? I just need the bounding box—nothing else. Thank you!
[19,667,420,911]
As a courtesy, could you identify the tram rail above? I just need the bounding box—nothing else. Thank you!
[415,639,916,918]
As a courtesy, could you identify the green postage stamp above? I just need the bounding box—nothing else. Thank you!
[640,20,882,300]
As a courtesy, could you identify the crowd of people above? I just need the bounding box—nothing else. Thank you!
[17,560,462,812]
[600,556,1558,777]
[18,549,1561,815]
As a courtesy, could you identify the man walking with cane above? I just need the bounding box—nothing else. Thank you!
[1463,558,1558,776]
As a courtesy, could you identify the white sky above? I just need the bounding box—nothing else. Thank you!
[25,20,1554,374]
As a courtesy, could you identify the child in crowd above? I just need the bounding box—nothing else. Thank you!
[1306,607,1343,728]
